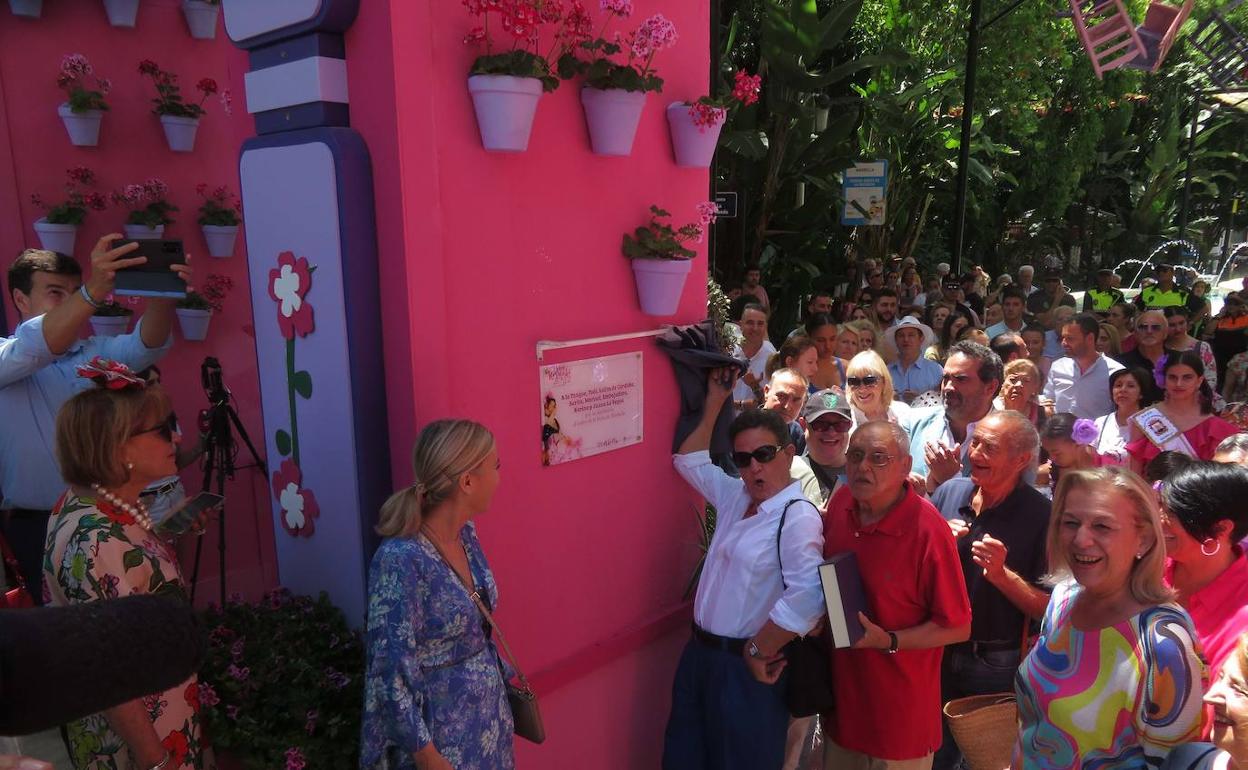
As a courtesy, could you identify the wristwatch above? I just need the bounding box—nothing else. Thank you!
[747,640,763,658]
[886,631,899,654]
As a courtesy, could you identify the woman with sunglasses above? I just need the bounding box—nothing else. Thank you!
[43,358,213,770]
[845,351,909,429]
[665,368,825,770]
[136,366,207,526]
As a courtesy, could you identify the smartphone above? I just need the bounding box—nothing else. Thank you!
[156,491,224,536]
[113,239,187,299]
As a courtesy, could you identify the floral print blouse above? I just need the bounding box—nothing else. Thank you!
[43,491,212,770]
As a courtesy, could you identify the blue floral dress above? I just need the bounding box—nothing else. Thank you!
[360,522,513,769]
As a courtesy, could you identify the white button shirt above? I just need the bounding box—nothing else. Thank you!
[1043,354,1123,419]
[673,451,825,639]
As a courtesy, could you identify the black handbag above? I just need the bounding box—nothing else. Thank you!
[776,499,836,717]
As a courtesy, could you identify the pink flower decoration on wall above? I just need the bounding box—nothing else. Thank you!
[273,459,319,537]
[268,250,315,339]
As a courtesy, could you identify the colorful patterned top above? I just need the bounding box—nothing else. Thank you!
[43,492,212,770]
[1013,580,1207,769]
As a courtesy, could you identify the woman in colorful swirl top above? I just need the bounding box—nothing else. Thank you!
[1014,466,1208,769]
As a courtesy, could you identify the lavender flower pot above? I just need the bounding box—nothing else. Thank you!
[202,225,238,257]
[123,224,164,240]
[58,103,103,147]
[33,218,78,255]
[90,315,131,337]
[631,258,692,316]
[8,0,42,17]
[667,102,724,168]
[102,0,139,26]
[176,308,211,341]
[160,115,199,152]
[181,0,218,38]
[581,87,647,156]
[467,75,543,153]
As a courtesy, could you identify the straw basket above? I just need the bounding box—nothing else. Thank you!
[943,693,1017,770]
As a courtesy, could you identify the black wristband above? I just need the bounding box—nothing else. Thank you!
[887,631,899,654]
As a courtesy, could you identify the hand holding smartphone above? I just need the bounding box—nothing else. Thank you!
[156,492,224,537]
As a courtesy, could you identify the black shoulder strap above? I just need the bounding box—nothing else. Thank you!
[776,497,819,591]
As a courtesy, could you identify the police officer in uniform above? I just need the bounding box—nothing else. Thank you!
[1134,264,1189,310]
[1083,268,1125,315]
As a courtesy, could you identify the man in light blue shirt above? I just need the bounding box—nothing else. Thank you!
[0,237,185,601]
[1043,312,1122,419]
[885,317,942,403]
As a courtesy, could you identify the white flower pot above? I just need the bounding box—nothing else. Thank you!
[33,218,78,255]
[8,0,42,17]
[159,115,199,152]
[176,308,211,341]
[201,225,238,258]
[181,0,218,39]
[123,224,164,240]
[102,0,139,26]
[58,103,103,147]
[90,315,131,337]
[467,75,544,153]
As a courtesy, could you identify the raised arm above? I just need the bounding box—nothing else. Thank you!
[677,367,736,455]
[41,234,143,355]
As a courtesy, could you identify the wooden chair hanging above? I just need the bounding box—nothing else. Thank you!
[1068,0,1148,79]
[1189,0,1248,87]
[1123,0,1195,71]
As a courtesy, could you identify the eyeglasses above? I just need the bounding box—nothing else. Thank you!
[1136,323,1164,332]
[846,449,895,467]
[846,376,880,388]
[809,419,852,434]
[731,444,785,468]
[132,412,180,442]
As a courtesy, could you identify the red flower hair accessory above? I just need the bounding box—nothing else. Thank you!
[76,357,146,390]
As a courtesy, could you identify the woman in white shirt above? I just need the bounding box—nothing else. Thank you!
[845,350,910,429]
[665,368,826,770]
[1094,367,1157,464]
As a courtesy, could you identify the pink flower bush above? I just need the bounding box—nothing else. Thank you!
[268,251,315,340]
[58,53,111,112]
[31,166,107,225]
[686,70,763,132]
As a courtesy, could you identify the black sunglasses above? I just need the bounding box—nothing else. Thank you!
[809,419,852,434]
[133,412,180,442]
[846,375,880,388]
[731,445,784,468]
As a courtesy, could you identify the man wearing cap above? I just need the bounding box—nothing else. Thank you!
[1083,269,1124,315]
[796,390,852,507]
[985,287,1029,339]
[941,278,981,327]
[1135,264,1189,310]
[886,317,942,404]
[1026,268,1076,322]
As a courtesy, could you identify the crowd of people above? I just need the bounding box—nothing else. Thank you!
[654,256,1248,770]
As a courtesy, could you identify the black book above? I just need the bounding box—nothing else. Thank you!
[819,551,867,648]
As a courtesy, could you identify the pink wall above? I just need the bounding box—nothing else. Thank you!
[348,0,712,765]
[0,0,277,602]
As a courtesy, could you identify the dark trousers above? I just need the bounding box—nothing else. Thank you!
[932,646,1020,770]
[1,509,50,605]
[662,637,790,770]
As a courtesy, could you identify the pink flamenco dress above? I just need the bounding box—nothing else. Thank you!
[1125,414,1241,465]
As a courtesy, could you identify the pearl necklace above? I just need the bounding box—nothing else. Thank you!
[91,483,153,531]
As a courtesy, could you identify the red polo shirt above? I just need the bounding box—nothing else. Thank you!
[822,484,972,760]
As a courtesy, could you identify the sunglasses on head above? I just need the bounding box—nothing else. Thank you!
[731,444,784,468]
[846,375,880,388]
[133,412,180,442]
[809,418,852,433]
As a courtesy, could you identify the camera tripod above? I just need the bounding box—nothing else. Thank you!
[190,357,266,605]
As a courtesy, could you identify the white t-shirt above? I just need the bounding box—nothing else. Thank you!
[732,339,777,402]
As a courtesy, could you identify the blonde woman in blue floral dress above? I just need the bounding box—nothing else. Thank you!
[361,419,511,770]
[43,360,213,770]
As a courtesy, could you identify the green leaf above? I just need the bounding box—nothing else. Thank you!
[719,130,769,160]
[276,430,292,457]
[122,548,144,571]
[816,0,865,52]
[293,371,313,399]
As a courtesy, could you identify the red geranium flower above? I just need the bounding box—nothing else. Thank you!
[184,682,200,712]
[268,251,315,340]
[162,730,190,767]
[272,459,319,537]
[196,78,218,96]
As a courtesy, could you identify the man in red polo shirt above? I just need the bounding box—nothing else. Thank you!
[822,422,971,770]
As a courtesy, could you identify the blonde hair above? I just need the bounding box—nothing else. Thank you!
[846,350,894,410]
[1098,322,1122,356]
[56,384,172,489]
[376,419,496,538]
[844,319,880,353]
[1046,466,1173,605]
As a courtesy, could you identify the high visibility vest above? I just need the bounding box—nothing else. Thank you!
[1087,288,1123,312]
[1139,285,1188,309]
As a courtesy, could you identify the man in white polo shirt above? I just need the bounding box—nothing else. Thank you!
[1043,312,1123,419]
